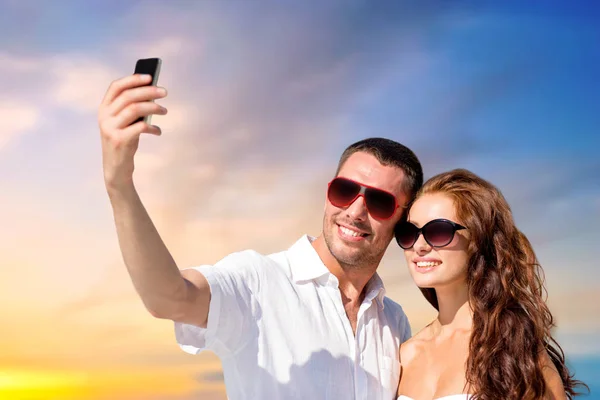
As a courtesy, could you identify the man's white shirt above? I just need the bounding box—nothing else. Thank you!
[175,235,411,399]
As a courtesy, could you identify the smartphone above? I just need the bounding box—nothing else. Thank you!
[133,57,162,125]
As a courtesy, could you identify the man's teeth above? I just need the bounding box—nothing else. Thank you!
[416,261,441,268]
[340,226,365,237]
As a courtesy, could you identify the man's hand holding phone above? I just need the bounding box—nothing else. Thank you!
[98,58,167,192]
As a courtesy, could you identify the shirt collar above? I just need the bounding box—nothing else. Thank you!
[287,235,331,283]
[364,272,387,309]
[287,235,387,308]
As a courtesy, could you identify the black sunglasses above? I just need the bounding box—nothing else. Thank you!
[395,218,466,249]
[327,177,400,220]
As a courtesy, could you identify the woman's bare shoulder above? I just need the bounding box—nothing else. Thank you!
[400,321,435,364]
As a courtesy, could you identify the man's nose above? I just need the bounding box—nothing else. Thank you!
[345,195,369,220]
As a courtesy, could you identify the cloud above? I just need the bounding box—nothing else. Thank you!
[51,58,120,113]
[0,51,39,71]
[118,36,197,63]
[90,1,454,231]
[0,1,453,231]
[0,99,39,149]
[467,156,600,252]
[0,50,121,162]
[196,371,224,383]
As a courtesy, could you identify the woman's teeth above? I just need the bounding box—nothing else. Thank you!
[416,261,441,268]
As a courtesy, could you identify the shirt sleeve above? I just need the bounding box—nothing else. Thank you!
[400,311,412,342]
[174,250,263,357]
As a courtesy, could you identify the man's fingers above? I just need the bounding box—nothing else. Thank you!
[100,120,161,154]
[101,74,152,106]
[114,102,168,128]
[108,85,167,116]
[122,121,162,137]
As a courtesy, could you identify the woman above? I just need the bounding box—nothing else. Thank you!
[394,169,588,400]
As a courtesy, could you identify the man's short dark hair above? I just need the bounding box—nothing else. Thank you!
[335,137,423,201]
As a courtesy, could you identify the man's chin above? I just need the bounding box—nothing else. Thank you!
[331,245,365,266]
[325,232,371,263]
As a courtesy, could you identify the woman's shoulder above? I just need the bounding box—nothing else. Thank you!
[400,322,435,364]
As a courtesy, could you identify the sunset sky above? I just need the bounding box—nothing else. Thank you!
[0,1,598,398]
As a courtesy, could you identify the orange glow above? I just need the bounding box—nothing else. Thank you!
[0,369,88,399]
[0,369,86,390]
[0,367,224,400]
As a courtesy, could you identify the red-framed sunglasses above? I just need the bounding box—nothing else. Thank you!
[327,177,401,220]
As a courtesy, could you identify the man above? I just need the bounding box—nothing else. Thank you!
[98,73,423,399]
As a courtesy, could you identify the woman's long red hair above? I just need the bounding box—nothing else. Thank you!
[415,169,588,399]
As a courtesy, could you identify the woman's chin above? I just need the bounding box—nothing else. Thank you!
[410,271,441,288]
[412,275,468,292]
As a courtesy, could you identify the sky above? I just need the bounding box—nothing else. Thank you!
[0,0,598,398]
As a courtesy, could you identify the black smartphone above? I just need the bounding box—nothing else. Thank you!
[133,57,162,124]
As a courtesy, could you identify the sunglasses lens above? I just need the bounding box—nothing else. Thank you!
[328,178,360,207]
[395,222,419,249]
[365,189,397,219]
[423,220,455,247]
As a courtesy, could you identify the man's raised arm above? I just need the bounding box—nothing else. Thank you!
[98,74,210,327]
